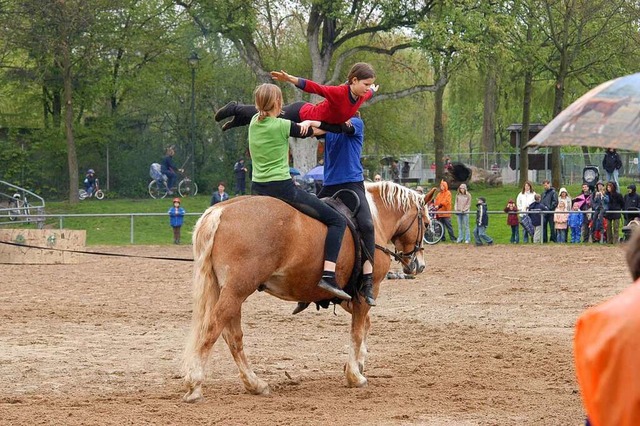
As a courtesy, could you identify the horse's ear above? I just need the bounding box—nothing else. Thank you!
[424,187,437,203]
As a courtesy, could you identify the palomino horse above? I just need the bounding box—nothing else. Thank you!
[182,181,431,402]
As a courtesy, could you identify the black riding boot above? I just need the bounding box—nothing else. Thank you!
[360,275,376,306]
[214,101,237,122]
[292,302,310,315]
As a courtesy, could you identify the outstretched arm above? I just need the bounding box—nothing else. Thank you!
[271,70,299,86]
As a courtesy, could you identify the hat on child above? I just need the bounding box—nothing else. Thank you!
[173,197,181,204]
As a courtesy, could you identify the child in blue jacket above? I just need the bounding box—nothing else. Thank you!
[568,202,584,243]
[168,197,185,244]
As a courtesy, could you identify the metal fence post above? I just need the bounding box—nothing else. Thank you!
[130,214,134,244]
[59,217,63,229]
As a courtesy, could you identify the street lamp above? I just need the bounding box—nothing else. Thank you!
[188,52,200,183]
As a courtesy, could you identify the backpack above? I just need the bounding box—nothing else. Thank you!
[149,163,165,181]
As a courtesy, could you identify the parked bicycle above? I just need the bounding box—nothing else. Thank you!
[148,157,198,199]
[79,178,105,200]
[423,203,444,245]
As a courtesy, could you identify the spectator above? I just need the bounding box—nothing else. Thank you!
[210,182,229,206]
[568,202,584,244]
[602,148,622,192]
[541,179,558,243]
[168,197,185,245]
[434,180,456,242]
[591,181,608,244]
[233,158,248,195]
[390,160,400,183]
[401,161,410,180]
[473,197,493,246]
[504,199,520,243]
[444,156,453,172]
[558,187,571,214]
[374,174,382,182]
[454,183,471,244]
[554,200,569,243]
[574,230,640,426]
[624,184,640,223]
[574,184,592,242]
[516,180,536,243]
[527,193,547,243]
[605,181,624,244]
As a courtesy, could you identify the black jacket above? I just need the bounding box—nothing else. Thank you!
[541,187,558,210]
[602,150,622,173]
[606,191,624,220]
[476,202,489,227]
[624,185,640,220]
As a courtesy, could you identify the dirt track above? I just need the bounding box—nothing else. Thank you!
[0,243,631,425]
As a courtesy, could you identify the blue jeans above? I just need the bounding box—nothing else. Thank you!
[456,213,470,242]
[474,226,493,245]
[510,225,519,243]
[605,169,620,192]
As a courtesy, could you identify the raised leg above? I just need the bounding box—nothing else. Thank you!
[221,311,269,395]
[345,300,370,388]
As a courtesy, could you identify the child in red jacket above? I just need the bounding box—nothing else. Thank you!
[504,199,519,243]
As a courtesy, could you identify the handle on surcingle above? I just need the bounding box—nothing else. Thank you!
[331,189,361,217]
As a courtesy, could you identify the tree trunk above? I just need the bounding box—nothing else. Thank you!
[552,72,566,189]
[520,70,533,186]
[289,137,318,175]
[433,70,446,182]
[481,61,497,153]
[62,42,78,204]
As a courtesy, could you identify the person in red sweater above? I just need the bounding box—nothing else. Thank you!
[214,62,378,131]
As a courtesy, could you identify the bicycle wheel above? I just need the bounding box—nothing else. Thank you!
[423,219,444,245]
[178,178,198,197]
[8,199,20,221]
[149,180,168,199]
[79,189,88,200]
[95,190,105,200]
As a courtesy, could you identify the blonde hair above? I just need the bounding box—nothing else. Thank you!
[254,83,282,121]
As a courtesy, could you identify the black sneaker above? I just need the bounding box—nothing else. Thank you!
[317,278,351,301]
[214,101,237,122]
[292,302,310,315]
[360,277,376,306]
[221,117,238,132]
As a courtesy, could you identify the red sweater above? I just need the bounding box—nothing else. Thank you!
[298,79,373,124]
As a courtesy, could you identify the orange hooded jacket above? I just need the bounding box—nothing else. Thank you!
[574,278,640,426]
[434,180,452,219]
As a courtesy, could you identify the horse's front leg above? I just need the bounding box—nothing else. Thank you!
[345,301,370,388]
[221,310,269,396]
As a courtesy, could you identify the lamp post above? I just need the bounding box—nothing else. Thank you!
[188,52,200,182]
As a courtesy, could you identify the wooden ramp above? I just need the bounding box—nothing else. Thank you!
[0,229,86,264]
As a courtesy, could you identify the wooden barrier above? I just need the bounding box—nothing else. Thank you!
[0,229,86,264]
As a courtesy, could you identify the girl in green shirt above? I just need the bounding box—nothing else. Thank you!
[249,83,350,302]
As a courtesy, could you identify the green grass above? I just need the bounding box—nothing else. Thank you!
[44,195,213,245]
[39,181,629,245]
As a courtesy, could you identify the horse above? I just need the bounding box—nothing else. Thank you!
[182,181,432,402]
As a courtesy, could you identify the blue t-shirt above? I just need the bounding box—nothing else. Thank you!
[322,117,364,185]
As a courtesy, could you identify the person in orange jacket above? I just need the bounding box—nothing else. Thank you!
[433,180,456,242]
[574,229,640,426]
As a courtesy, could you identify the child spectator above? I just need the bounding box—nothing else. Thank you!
[554,200,569,243]
[84,169,97,196]
[504,199,519,243]
[168,197,185,244]
[568,202,584,243]
[473,197,493,246]
[454,183,471,244]
[527,194,547,243]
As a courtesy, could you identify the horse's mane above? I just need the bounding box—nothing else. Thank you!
[366,181,425,212]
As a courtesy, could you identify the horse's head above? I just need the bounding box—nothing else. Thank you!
[370,182,429,275]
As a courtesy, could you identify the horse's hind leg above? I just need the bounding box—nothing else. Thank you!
[345,302,370,388]
[183,286,245,403]
[222,312,269,395]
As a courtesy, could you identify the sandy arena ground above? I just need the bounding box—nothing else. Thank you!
[0,243,632,425]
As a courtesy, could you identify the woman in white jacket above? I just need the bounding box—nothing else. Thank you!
[516,180,536,243]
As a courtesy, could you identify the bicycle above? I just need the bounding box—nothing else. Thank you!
[423,203,444,245]
[79,178,105,200]
[148,157,198,199]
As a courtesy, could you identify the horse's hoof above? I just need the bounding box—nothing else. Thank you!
[347,375,368,388]
[249,380,270,396]
[183,386,204,403]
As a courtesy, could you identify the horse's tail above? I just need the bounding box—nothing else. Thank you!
[183,206,223,381]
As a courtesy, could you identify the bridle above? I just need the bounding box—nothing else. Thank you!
[375,203,425,267]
